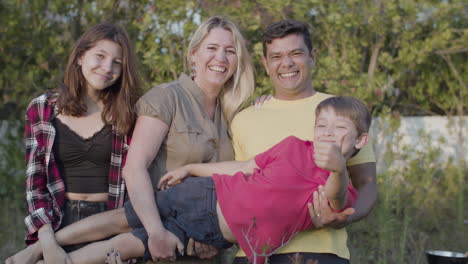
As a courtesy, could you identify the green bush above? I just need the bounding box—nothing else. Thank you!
[348,119,467,264]
[0,121,26,259]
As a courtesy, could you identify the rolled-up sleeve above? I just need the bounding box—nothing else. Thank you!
[24,108,56,244]
[135,85,175,126]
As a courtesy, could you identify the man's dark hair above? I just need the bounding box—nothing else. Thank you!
[262,19,312,57]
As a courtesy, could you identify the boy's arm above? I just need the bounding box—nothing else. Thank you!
[308,162,376,228]
[187,159,258,177]
[314,141,349,210]
[324,169,349,210]
[158,160,258,189]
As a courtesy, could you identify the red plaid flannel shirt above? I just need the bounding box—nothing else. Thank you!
[24,93,129,244]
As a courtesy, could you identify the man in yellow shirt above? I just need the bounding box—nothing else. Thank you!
[231,20,377,264]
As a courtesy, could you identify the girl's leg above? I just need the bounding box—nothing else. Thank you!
[68,232,145,264]
[6,207,131,264]
[55,207,131,246]
[5,242,41,264]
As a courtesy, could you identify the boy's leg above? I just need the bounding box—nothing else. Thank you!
[67,232,145,264]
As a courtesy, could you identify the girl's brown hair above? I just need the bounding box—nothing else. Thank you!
[57,22,142,135]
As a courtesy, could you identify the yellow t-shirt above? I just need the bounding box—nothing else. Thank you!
[230,92,375,259]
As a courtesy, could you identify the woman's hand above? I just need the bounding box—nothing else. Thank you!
[41,241,72,264]
[38,224,72,264]
[148,229,184,262]
[254,94,273,108]
[158,166,190,190]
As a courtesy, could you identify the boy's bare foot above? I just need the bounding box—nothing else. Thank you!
[5,243,42,264]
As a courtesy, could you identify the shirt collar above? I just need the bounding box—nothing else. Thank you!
[178,72,207,106]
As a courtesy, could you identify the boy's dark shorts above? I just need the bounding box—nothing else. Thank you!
[124,177,232,260]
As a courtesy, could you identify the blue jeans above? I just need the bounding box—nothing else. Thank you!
[60,199,108,252]
[125,177,232,260]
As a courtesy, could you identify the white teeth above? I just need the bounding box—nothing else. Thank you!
[280,72,298,78]
[209,66,226,73]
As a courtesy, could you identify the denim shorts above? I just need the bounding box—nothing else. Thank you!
[124,177,232,260]
[60,199,108,252]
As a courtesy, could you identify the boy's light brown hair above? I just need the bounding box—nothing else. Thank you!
[315,96,371,136]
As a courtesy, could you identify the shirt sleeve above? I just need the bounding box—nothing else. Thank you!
[24,103,57,243]
[254,136,295,169]
[231,115,248,161]
[346,140,376,166]
[134,85,175,126]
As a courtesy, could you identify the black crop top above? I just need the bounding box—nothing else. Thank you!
[53,118,112,193]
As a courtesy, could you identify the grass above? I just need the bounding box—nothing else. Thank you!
[1,119,466,264]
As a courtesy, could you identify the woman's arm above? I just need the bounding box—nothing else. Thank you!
[38,224,72,263]
[24,108,58,242]
[122,116,183,261]
[22,105,71,263]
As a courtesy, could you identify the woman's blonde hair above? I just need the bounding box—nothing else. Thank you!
[187,16,254,123]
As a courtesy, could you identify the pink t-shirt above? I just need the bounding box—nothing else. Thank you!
[212,136,357,263]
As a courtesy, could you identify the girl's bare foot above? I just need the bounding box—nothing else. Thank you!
[5,243,42,264]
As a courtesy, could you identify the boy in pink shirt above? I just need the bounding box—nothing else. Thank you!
[157,95,369,263]
[9,96,370,264]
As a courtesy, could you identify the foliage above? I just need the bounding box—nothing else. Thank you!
[0,122,25,258]
[1,0,466,118]
[0,0,466,263]
[348,114,467,264]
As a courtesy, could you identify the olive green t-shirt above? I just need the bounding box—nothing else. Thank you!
[136,73,234,189]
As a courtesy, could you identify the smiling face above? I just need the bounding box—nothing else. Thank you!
[191,27,238,93]
[313,107,368,159]
[78,39,123,97]
[262,34,316,100]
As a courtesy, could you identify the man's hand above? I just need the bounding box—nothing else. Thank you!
[308,185,355,229]
[158,166,190,190]
[148,229,184,262]
[186,238,219,259]
[313,141,346,174]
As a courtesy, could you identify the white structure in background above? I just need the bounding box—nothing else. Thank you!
[0,117,467,175]
[371,116,467,174]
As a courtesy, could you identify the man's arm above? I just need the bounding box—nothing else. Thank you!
[309,162,377,228]
[346,162,377,223]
